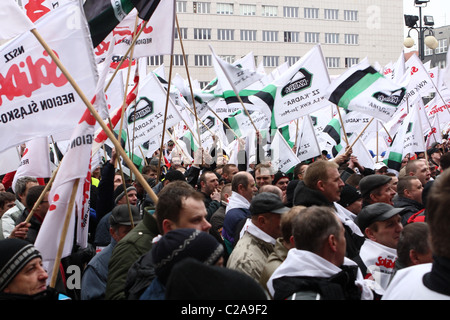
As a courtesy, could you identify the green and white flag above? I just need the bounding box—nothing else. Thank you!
[326,58,407,123]
[270,130,299,174]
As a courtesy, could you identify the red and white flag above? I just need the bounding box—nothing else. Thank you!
[34,107,96,282]
[0,1,99,153]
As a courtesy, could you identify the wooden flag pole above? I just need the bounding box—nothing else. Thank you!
[30,28,158,204]
[335,104,349,146]
[176,14,202,148]
[25,165,59,224]
[206,105,240,140]
[49,178,79,288]
[345,117,374,155]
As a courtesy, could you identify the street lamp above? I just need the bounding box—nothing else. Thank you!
[403,0,438,60]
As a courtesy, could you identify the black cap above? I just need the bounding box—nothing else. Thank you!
[250,192,290,215]
[272,171,288,185]
[355,203,406,232]
[359,175,392,197]
[338,184,361,207]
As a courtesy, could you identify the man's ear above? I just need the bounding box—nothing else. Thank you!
[162,219,175,235]
[316,180,325,192]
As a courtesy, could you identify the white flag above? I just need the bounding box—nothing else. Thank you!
[11,136,51,192]
[0,0,34,41]
[271,44,331,127]
[270,130,300,173]
[295,116,321,162]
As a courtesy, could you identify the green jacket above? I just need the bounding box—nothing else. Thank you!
[105,211,159,300]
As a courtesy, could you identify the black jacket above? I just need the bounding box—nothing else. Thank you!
[393,196,424,226]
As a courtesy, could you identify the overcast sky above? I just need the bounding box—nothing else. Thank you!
[403,0,450,28]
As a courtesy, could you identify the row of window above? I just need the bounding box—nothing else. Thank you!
[178,1,358,21]
[176,27,359,45]
[148,54,359,69]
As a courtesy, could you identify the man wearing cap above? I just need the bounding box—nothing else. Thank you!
[353,203,405,296]
[337,184,362,215]
[0,238,61,300]
[81,204,142,300]
[272,171,289,203]
[94,183,139,247]
[359,174,396,207]
[226,192,289,282]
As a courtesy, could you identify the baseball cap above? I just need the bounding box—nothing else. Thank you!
[355,203,406,231]
[250,192,290,215]
[359,175,392,197]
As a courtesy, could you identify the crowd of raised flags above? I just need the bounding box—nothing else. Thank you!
[1,0,450,291]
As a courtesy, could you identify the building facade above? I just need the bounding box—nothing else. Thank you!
[151,0,405,87]
[423,25,450,68]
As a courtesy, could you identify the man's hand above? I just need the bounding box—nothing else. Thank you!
[9,221,30,239]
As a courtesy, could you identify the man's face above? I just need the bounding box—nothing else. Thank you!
[335,217,347,266]
[389,176,398,193]
[412,160,431,186]
[20,181,39,204]
[117,190,138,206]
[406,178,423,204]
[202,173,219,195]
[241,174,258,202]
[275,177,289,192]
[0,200,15,216]
[320,167,345,203]
[367,214,403,249]
[371,184,396,205]
[174,197,211,232]
[346,198,363,215]
[4,257,48,295]
[113,174,123,190]
[224,166,239,183]
[255,168,273,188]
[260,213,282,240]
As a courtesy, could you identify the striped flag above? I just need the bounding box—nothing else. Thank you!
[326,59,407,123]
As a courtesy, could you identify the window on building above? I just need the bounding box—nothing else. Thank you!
[326,57,340,68]
[344,34,359,45]
[305,32,320,43]
[435,39,448,54]
[176,1,187,13]
[263,30,278,42]
[218,29,234,41]
[175,27,187,40]
[193,2,210,14]
[148,55,164,66]
[325,33,339,44]
[217,3,233,15]
[173,54,186,66]
[284,31,299,43]
[240,4,256,16]
[262,5,277,17]
[425,46,433,56]
[285,56,301,66]
[304,8,319,19]
[324,9,339,20]
[344,10,358,21]
[263,56,279,67]
[283,6,299,18]
[345,57,359,68]
[240,29,257,41]
[195,55,212,66]
[220,55,235,64]
[194,28,211,40]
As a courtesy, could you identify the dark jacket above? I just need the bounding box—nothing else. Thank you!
[393,196,424,226]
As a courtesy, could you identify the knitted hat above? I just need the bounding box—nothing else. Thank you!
[338,184,361,207]
[113,183,136,204]
[0,239,42,292]
[272,171,288,185]
[152,229,224,285]
[165,258,268,300]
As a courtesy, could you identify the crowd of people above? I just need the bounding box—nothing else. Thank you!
[0,134,450,301]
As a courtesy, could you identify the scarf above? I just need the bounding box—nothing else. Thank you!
[225,192,250,214]
[359,239,397,294]
[267,249,373,300]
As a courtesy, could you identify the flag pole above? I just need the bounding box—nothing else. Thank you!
[25,165,59,224]
[157,54,175,182]
[30,28,158,204]
[49,178,79,288]
[176,14,202,147]
[345,117,374,154]
[104,20,149,92]
[206,105,240,140]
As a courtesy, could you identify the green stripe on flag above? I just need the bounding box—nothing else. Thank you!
[384,151,403,172]
[338,72,383,109]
